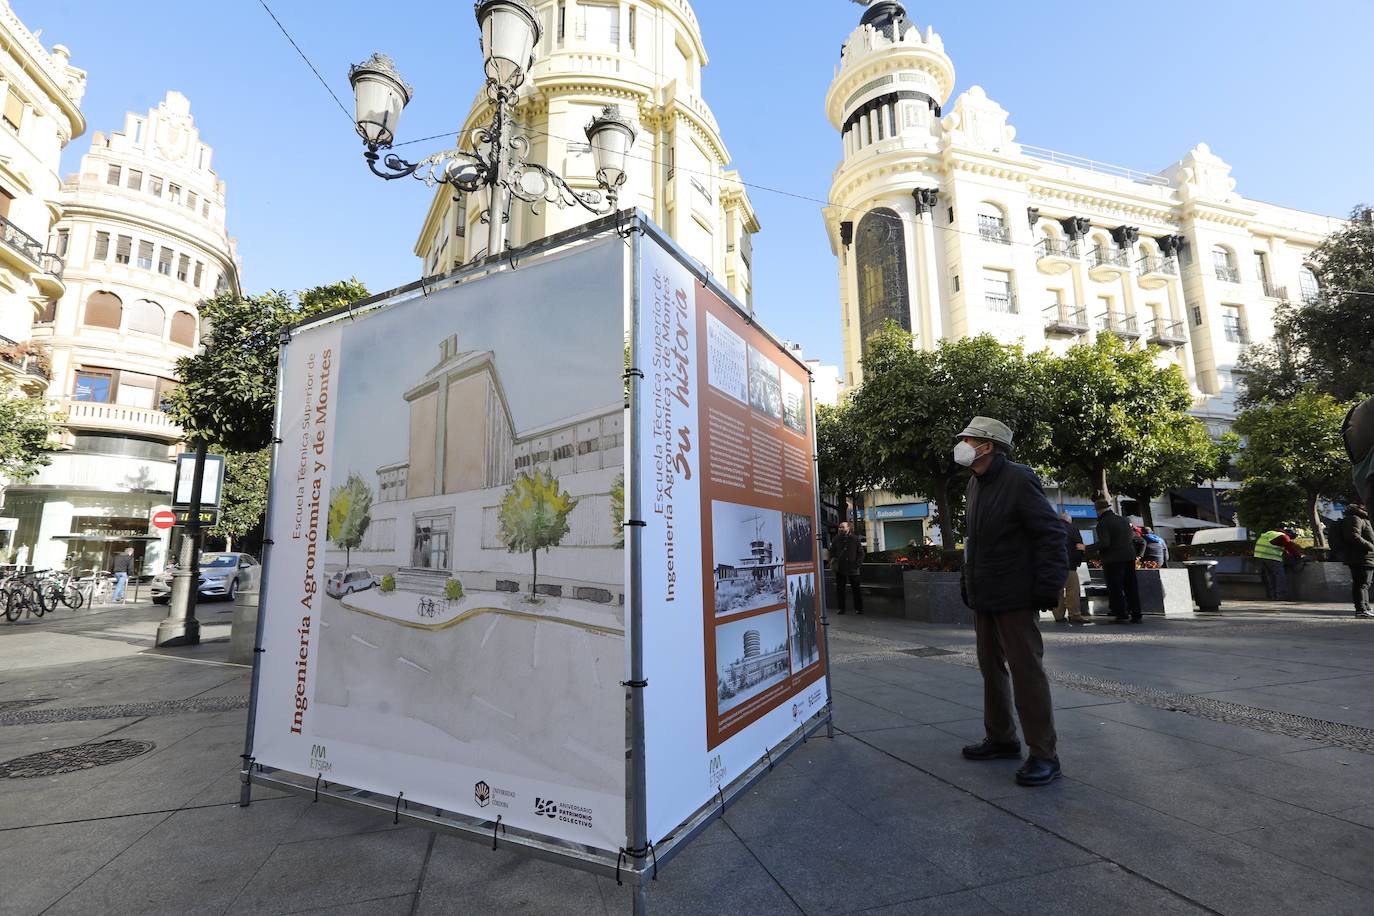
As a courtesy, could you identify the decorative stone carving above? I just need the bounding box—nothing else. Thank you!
[1027,206,1040,228]
[1060,216,1091,240]
[1110,226,1139,248]
[840,220,854,247]
[912,187,939,214]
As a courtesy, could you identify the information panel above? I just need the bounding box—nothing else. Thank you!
[252,238,629,853]
[637,230,827,844]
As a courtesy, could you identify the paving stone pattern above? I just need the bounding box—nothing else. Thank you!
[4,602,1374,915]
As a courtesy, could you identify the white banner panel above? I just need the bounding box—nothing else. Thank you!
[253,238,628,852]
[637,231,827,845]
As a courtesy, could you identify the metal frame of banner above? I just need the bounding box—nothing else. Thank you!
[235,212,835,914]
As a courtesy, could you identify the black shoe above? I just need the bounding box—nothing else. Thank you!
[1016,756,1062,786]
[836,610,846,615]
[1106,617,1129,624]
[962,738,1022,760]
[1129,617,1143,624]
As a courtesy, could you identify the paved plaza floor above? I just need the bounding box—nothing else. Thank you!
[4,598,1374,915]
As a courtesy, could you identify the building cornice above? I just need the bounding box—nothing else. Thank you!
[56,202,235,266]
[0,17,86,140]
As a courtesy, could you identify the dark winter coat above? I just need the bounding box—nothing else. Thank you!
[962,454,1068,614]
[1344,510,1374,569]
[1063,521,1085,570]
[1141,533,1169,567]
[831,531,865,576]
[112,553,134,575]
[1095,511,1139,564]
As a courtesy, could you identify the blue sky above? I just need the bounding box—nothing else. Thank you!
[19,1,1373,367]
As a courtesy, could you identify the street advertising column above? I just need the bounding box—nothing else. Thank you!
[251,237,629,853]
[637,231,827,844]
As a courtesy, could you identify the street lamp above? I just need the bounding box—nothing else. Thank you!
[349,0,637,258]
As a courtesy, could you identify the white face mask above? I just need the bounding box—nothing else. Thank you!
[953,441,979,467]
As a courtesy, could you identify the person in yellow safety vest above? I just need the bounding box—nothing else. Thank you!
[1254,527,1304,600]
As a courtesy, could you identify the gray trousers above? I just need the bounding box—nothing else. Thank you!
[974,609,1058,761]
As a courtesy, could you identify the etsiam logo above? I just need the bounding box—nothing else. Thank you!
[474,780,491,808]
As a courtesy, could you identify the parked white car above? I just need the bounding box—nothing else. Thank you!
[326,567,380,599]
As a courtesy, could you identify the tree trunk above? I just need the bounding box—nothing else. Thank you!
[936,476,956,548]
[1308,492,1325,549]
[1134,496,1156,529]
[1092,466,1110,503]
[224,536,234,552]
[531,549,539,596]
[345,545,351,566]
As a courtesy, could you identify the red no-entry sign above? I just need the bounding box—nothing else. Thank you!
[152,510,176,530]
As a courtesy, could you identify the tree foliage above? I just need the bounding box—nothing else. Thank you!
[848,326,1044,545]
[0,383,58,483]
[1110,418,1230,528]
[1233,387,1355,546]
[1232,477,1307,537]
[497,469,577,596]
[816,399,879,527]
[209,449,271,550]
[327,471,374,566]
[1238,207,1374,406]
[165,279,369,452]
[1036,335,1193,503]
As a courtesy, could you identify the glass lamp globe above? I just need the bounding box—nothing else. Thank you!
[476,0,542,90]
[586,106,637,190]
[348,53,413,149]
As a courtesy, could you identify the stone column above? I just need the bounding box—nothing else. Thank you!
[913,187,944,346]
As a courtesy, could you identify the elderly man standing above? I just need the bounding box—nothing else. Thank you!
[957,417,1068,787]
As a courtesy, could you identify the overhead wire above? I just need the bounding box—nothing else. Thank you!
[255,0,354,125]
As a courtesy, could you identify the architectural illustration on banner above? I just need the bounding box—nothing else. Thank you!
[788,572,820,672]
[312,273,625,802]
[710,500,786,616]
[705,312,748,404]
[747,345,783,421]
[781,373,807,435]
[715,609,790,715]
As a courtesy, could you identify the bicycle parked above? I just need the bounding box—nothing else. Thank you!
[2,570,53,623]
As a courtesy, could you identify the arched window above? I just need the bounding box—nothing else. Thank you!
[1212,246,1238,281]
[977,203,1009,244]
[169,311,197,347]
[855,208,910,351]
[84,291,123,329]
[126,299,165,336]
[1299,266,1320,303]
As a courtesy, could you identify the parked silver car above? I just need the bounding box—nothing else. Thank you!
[151,552,261,604]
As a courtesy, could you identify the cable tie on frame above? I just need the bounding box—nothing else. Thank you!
[492,815,506,850]
[394,791,406,824]
[253,647,265,654]
[272,437,283,445]
[623,520,646,528]
[313,773,321,802]
[620,679,648,689]
[764,747,774,771]
[717,786,726,817]
[615,848,627,886]
[622,368,645,380]
[262,539,276,546]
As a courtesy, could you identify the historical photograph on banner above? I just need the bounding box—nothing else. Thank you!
[710,500,785,616]
[715,609,790,715]
[252,237,628,852]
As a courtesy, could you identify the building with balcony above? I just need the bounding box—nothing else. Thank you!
[5,91,240,574]
[822,1,1345,546]
[0,2,85,396]
[413,0,759,309]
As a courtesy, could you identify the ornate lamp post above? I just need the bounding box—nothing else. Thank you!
[349,0,637,258]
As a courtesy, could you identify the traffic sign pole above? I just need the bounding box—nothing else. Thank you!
[158,441,206,647]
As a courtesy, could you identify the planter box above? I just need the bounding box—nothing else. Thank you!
[902,570,973,625]
[1088,568,1196,616]
[1290,561,1353,604]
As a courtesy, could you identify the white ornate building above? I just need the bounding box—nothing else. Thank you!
[4,92,239,574]
[414,0,759,308]
[0,1,84,390]
[824,1,1344,545]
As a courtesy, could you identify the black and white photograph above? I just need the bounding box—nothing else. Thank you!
[711,500,786,616]
[747,344,783,420]
[715,609,791,715]
[783,511,814,564]
[788,572,820,673]
[706,311,748,404]
[781,372,807,435]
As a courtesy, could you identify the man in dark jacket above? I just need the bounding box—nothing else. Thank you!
[1342,504,1374,618]
[1096,501,1142,623]
[957,417,1067,787]
[831,521,865,614]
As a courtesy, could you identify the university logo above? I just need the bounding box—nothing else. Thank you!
[535,797,559,818]
[474,781,491,808]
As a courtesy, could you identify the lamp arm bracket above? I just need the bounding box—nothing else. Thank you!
[365,147,490,190]
[504,161,616,216]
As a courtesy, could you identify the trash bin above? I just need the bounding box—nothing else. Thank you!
[1184,560,1220,613]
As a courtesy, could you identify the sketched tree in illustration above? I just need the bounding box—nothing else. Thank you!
[498,469,578,597]
[328,472,374,567]
[611,473,625,549]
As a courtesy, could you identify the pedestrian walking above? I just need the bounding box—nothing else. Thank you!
[1341,504,1374,618]
[1095,501,1142,623]
[1253,527,1303,600]
[956,416,1067,787]
[111,547,135,603]
[831,521,865,615]
[1052,512,1090,626]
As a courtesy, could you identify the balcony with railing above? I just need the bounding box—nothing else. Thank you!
[985,291,1018,314]
[1214,265,1241,283]
[1146,318,1187,346]
[1223,323,1250,345]
[0,334,52,386]
[1136,255,1178,289]
[1034,237,1079,274]
[1262,281,1288,300]
[978,223,1011,245]
[1097,312,1141,340]
[0,213,44,270]
[60,398,182,440]
[1043,302,1089,335]
[1088,245,1131,280]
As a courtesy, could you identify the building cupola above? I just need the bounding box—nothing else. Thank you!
[859,1,916,40]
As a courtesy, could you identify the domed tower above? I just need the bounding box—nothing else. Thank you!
[823,1,956,385]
